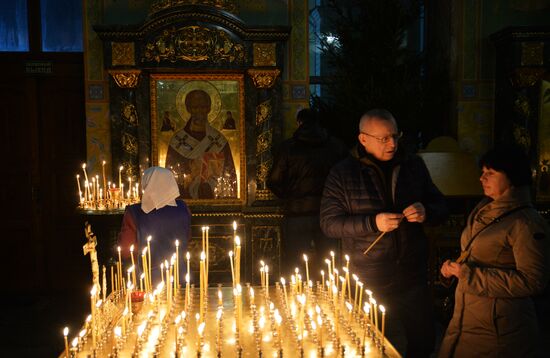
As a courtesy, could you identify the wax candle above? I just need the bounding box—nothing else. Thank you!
[130,245,137,287]
[235,236,241,285]
[63,327,69,358]
[118,166,123,190]
[147,236,152,289]
[175,240,180,290]
[379,305,386,348]
[102,160,107,196]
[303,254,310,284]
[321,270,325,291]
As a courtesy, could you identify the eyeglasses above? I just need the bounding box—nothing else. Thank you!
[360,131,403,144]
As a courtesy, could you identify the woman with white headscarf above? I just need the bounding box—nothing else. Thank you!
[118,166,191,281]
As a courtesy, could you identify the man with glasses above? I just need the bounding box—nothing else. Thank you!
[320,109,448,357]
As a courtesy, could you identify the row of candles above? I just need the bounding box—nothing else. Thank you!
[61,223,393,357]
[77,162,140,210]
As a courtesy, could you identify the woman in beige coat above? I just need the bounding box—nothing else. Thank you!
[438,146,550,358]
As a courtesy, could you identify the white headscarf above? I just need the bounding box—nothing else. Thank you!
[140,167,180,214]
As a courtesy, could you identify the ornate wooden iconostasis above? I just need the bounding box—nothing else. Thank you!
[94,1,290,284]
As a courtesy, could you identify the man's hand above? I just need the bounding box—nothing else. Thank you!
[440,260,462,279]
[403,202,426,223]
[375,213,403,232]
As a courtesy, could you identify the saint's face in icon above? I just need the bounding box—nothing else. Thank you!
[186,90,212,131]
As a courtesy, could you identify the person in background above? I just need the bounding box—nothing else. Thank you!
[267,108,347,273]
[118,166,191,281]
[438,146,550,357]
[320,109,448,357]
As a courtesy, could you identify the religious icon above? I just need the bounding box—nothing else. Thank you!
[160,110,175,132]
[151,74,245,203]
[223,110,236,130]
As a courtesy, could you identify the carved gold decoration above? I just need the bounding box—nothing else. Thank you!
[251,225,281,280]
[109,70,141,88]
[513,123,531,152]
[122,132,138,155]
[511,68,547,88]
[256,100,272,126]
[256,159,272,184]
[149,0,238,15]
[111,42,135,66]
[521,42,544,66]
[253,43,276,67]
[513,93,531,119]
[142,26,245,64]
[256,129,272,155]
[255,189,275,201]
[247,69,280,89]
[121,160,138,179]
[121,101,138,126]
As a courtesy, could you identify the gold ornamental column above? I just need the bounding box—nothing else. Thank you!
[247,65,281,201]
[108,68,141,185]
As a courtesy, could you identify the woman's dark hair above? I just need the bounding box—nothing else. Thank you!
[479,145,532,186]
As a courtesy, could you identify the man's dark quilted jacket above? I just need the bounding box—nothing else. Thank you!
[320,145,448,294]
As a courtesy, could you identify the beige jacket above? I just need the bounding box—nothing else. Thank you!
[438,186,550,358]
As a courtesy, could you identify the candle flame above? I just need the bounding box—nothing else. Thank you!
[147,236,152,242]
[186,252,190,260]
[142,247,147,255]
[345,254,350,262]
[303,254,308,261]
[114,326,122,337]
[119,166,123,171]
[82,163,86,169]
[233,221,237,231]
[280,277,285,285]
[379,305,386,313]
[175,239,179,247]
[235,235,241,246]
[71,337,78,348]
[200,251,206,260]
[330,251,335,257]
[117,246,121,253]
[63,327,69,336]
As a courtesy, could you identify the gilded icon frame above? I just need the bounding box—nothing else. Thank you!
[150,74,246,204]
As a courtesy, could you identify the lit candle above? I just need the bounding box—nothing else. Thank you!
[76,175,82,202]
[102,265,107,301]
[218,289,223,306]
[321,270,325,291]
[249,287,255,305]
[303,254,310,284]
[141,247,148,292]
[362,303,370,347]
[353,274,359,310]
[366,289,373,324]
[129,245,137,287]
[280,277,288,306]
[265,265,269,297]
[160,262,164,284]
[330,251,335,278]
[90,285,97,348]
[117,246,123,294]
[235,236,241,286]
[200,251,205,320]
[358,282,364,314]
[175,240,180,291]
[63,327,69,358]
[372,298,378,333]
[317,314,323,349]
[185,273,190,310]
[233,221,237,254]
[114,326,121,353]
[379,305,386,349]
[71,337,78,354]
[147,236,152,288]
[205,226,210,281]
[110,265,115,293]
[118,166,123,190]
[140,273,144,291]
[102,160,107,196]
[231,250,240,287]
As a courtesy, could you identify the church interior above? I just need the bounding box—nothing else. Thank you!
[1,0,550,356]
